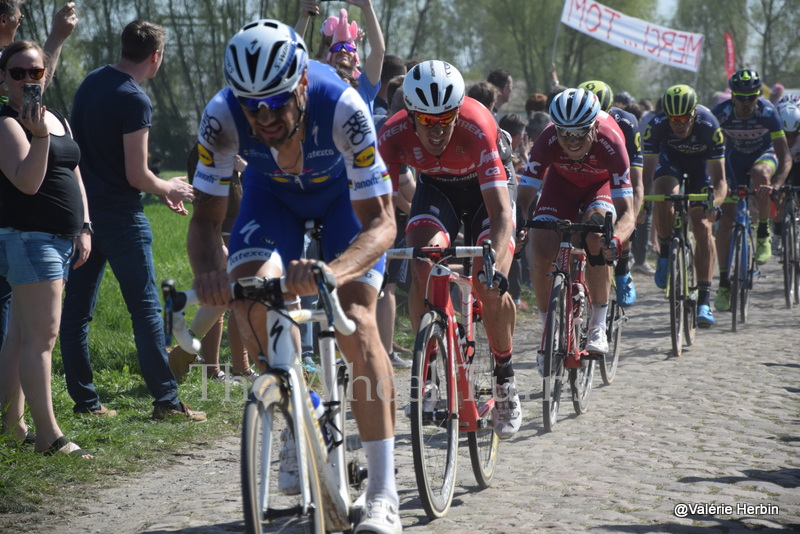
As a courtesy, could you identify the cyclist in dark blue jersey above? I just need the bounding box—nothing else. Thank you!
[580,80,643,307]
[643,85,727,327]
[711,69,792,311]
[188,20,401,533]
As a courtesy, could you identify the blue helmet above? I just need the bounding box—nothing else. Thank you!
[729,69,761,93]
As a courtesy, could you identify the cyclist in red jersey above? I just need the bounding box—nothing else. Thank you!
[378,60,520,439]
[517,88,635,372]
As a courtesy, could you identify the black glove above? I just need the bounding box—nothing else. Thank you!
[479,270,509,296]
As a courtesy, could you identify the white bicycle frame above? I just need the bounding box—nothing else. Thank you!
[171,282,359,530]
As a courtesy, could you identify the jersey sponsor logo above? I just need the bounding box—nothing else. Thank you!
[612,169,631,186]
[354,144,376,168]
[199,112,223,144]
[485,166,502,176]
[197,144,214,167]
[239,220,261,246]
[271,175,292,183]
[480,149,500,165]
[307,148,335,159]
[311,175,330,183]
[345,110,372,146]
[523,160,541,176]
[413,147,426,162]
[349,170,390,191]
[599,137,616,155]
[193,169,217,185]
[378,120,409,143]
[459,120,486,140]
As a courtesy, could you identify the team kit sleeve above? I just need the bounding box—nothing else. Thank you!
[470,112,512,192]
[191,93,241,198]
[377,111,413,192]
[519,126,556,189]
[333,86,392,201]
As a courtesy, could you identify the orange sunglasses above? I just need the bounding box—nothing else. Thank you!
[413,109,459,128]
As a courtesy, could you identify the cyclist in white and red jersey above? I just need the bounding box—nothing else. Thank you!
[517,88,635,370]
[377,60,521,439]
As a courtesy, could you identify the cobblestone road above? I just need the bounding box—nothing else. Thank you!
[11,261,800,533]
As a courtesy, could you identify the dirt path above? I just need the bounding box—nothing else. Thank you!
[4,260,799,533]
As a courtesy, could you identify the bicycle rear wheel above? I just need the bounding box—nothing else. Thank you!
[410,311,457,519]
[668,238,685,356]
[601,282,623,385]
[782,208,796,308]
[542,273,567,432]
[466,312,499,488]
[730,227,743,332]
[790,207,800,306]
[241,375,324,534]
[740,231,755,325]
[684,243,698,344]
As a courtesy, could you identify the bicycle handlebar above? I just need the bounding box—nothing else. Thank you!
[386,241,497,289]
[162,265,356,354]
[524,215,613,239]
[643,193,709,203]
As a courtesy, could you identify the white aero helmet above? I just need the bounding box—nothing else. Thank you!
[403,60,465,114]
[777,94,800,113]
[224,19,308,99]
[780,104,800,133]
[550,88,600,129]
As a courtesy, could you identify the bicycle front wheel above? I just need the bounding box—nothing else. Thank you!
[730,227,743,332]
[410,311,458,519]
[739,230,754,325]
[668,238,685,356]
[683,242,698,344]
[570,283,593,414]
[601,283,623,385]
[542,273,568,432]
[782,208,797,308]
[466,313,499,488]
[241,374,325,534]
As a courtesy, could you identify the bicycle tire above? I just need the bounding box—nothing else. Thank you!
[740,230,754,325]
[791,208,800,306]
[601,285,622,385]
[570,285,593,414]
[668,237,685,356]
[241,374,325,534]
[782,208,795,308]
[466,312,499,488]
[410,311,458,519]
[331,360,367,506]
[730,227,743,332]
[684,242,698,344]
[542,273,567,432]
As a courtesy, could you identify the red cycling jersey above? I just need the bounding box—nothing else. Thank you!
[520,111,632,197]
[378,97,508,191]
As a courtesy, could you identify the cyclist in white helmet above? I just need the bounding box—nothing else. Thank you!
[378,60,522,439]
[190,19,402,533]
[517,88,635,366]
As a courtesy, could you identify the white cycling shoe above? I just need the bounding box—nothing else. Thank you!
[492,376,522,439]
[355,496,402,533]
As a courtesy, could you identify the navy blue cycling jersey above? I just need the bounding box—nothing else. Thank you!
[609,106,643,169]
[643,105,725,162]
[711,97,784,155]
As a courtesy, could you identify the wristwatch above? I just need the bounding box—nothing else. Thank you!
[82,221,94,235]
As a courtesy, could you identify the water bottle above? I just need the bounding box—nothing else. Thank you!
[309,390,329,444]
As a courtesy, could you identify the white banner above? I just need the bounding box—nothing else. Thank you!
[560,0,703,72]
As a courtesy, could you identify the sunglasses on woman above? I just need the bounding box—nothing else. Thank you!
[330,42,357,53]
[7,67,46,81]
[237,91,294,112]
[413,109,459,128]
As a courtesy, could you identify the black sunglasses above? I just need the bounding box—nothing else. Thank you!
[733,93,759,102]
[7,67,46,81]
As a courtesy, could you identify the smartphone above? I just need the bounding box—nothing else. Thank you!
[23,83,42,112]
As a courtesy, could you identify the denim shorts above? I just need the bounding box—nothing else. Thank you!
[0,228,73,286]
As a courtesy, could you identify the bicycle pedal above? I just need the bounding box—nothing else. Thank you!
[581,352,604,361]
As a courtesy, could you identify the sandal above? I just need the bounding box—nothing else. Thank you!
[39,436,93,459]
[23,431,36,445]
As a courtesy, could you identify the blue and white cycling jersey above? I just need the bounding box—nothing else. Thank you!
[192,61,391,285]
[711,97,784,156]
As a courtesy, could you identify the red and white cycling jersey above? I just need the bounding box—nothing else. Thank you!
[377,97,509,192]
[520,111,632,198]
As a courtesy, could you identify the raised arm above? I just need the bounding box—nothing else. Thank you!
[294,0,319,36]
[42,3,78,90]
[349,0,385,87]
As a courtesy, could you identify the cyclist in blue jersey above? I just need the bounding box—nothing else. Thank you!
[712,69,792,311]
[188,20,401,533]
[643,85,727,327]
[579,80,643,307]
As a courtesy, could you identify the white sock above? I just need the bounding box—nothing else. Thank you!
[590,302,609,329]
[362,438,399,504]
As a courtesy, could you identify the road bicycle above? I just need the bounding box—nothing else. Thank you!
[163,264,366,534]
[386,242,499,519]
[642,192,708,357]
[524,214,616,432]
[775,184,800,308]
[724,188,759,332]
